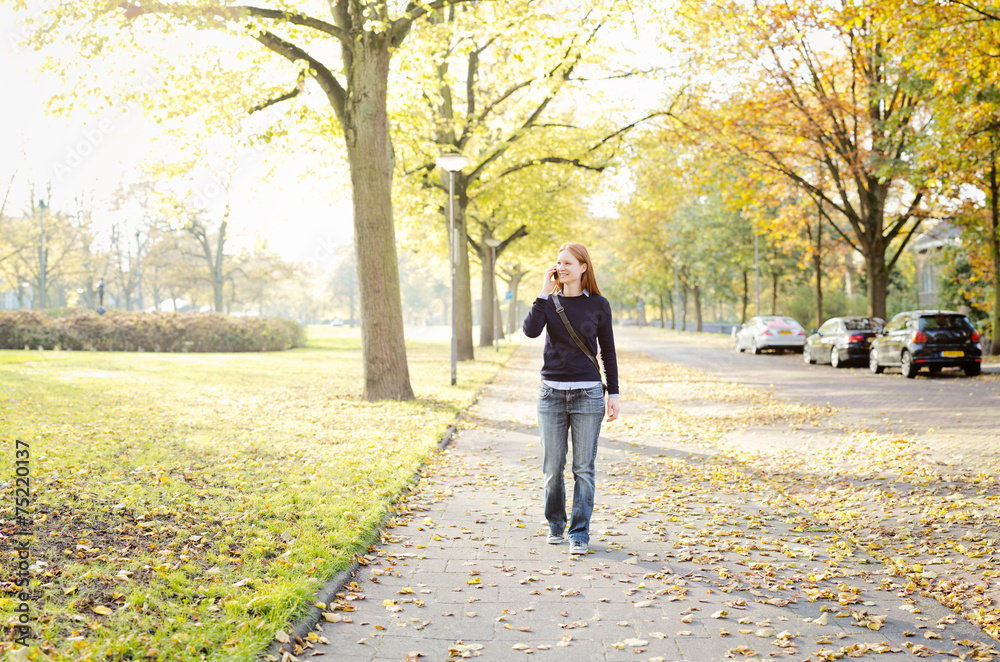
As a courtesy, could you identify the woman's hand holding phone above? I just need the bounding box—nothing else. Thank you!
[540,265,557,296]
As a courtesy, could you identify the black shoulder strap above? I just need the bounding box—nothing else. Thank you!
[551,291,605,390]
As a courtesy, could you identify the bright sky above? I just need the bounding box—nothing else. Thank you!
[0,3,678,269]
[0,5,355,267]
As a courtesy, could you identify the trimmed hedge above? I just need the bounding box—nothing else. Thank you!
[0,311,305,352]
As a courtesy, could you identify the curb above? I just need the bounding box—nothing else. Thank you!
[262,350,513,660]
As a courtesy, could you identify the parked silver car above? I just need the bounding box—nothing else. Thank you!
[733,315,806,354]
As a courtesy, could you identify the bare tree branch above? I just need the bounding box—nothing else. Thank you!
[250,71,307,114]
[236,5,354,44]
[944,0,1000,21]
[121,1,354,47]
[495,157,606,179]
[253,30,347,126]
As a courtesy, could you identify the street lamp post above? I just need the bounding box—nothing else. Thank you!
[135,229,143,312]
[484,238,502,352]
[664,250,680,331]
[436,152,469,385]
[97,278,106,315]
[754,228,761,317]
[38,200,46,311]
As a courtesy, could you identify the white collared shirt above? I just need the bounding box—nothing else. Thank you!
[539,289,589,299]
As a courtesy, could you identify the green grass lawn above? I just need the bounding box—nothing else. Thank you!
[0,326,514,661]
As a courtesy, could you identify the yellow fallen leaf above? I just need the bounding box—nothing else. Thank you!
[92,606,113,616]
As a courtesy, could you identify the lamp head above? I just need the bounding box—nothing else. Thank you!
[436,153,469,172]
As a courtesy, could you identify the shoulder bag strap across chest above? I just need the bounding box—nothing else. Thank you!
[551,291,605,389]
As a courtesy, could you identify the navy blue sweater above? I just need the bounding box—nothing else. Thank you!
[522,293,619,395]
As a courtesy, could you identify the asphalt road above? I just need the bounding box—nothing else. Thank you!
[616,326,1000,463]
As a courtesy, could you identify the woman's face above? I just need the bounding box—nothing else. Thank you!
[555,249,587,286]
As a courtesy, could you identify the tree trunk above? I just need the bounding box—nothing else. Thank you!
[845,257,855,299]
[495,297,504,340]
[213,275,224,313]
[680,281,688,331]
[213,216,227,312]
[693,284,702,332]
[659,291,666,328]
[503,266,525,336]
[478,243,494,348]
[864,243,889,320]
[859,180,892,320]
[989,141,1000,355]
[813,208,824,329]
[454,188,474,360]
[741,270,749,324]
[666,287,675,330]
[344,34,414,401]
[770,272,778,316]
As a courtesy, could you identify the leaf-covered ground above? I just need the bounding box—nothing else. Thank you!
[301,343,999,661]
[620,352,1000,644]
[0,327,513,661]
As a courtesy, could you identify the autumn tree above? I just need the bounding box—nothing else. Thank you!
[0,188,95,311]
[327,245,360,325]
[228,245,293,313]
[616,128,763,330]
[392,0,660,352]
[12,0,499,400]
[671,0,937,320]
[893,0,1000,350]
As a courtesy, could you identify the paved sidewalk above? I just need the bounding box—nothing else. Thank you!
[305,340,998,661]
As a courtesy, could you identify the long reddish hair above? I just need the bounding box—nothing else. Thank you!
[556,242,602,296]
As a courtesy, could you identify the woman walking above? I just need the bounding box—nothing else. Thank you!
[522,242,619,555]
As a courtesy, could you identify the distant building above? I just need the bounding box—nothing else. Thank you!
[912,220,962,309]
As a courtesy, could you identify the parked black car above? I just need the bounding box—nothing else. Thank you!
[804,316,885,367]
[869,310,983,378]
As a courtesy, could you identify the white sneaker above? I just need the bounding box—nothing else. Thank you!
[569,541,588,555]
[546,533,565,544]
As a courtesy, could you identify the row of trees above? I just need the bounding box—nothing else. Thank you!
[611,0,1000,350]
[0,174,534,331]
[15,0,999,402]
[12,0,665,399]
[1,177,292,316]
[0,186,457,326]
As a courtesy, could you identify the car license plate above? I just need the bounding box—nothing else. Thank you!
[779,330,791,335]
[942,350,964,357]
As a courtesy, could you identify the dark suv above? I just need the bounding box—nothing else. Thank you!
[869,310,982,378]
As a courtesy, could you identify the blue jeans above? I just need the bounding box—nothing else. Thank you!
[537,384,604,544]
